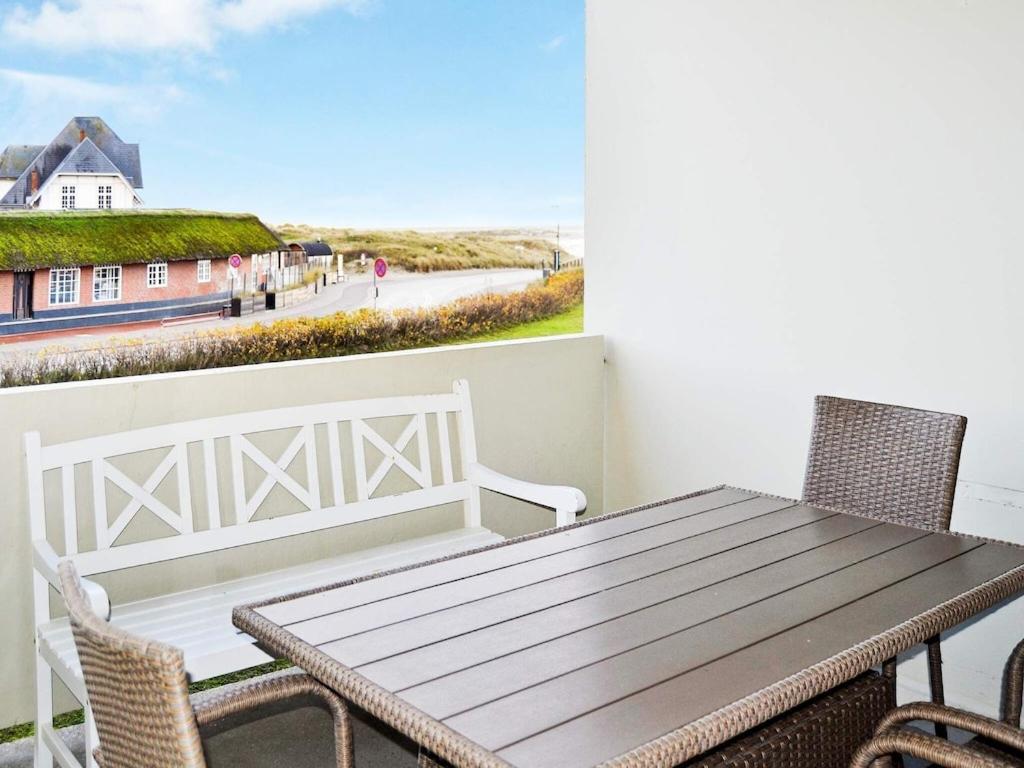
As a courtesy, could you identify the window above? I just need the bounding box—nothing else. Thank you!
[48,268,80,306]
[61,185,76,210]
[147,262,168,288]
[98,185,112,209]
[93,265,122,301]
[197,260,211,283]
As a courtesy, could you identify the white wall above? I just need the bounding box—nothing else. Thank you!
[36,173,136,210]
[0,179,13,199]
[587,0,1024,716]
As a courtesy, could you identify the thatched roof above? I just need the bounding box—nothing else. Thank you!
[0,209,283,270]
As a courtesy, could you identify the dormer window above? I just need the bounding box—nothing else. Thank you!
[61,185,75,210]
[98,185,112,209]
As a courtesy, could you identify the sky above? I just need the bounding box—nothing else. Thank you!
[0,0,583,228]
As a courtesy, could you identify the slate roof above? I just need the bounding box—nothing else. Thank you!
[298,240,334,257]
[43,138,121,179]
[0,145,44,180]
[0,117,143,208]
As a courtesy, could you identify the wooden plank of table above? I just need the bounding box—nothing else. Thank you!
[360,513,886,692]
[449,533,979,752]
[283,495,802,646]
[315,501,826,666]
[497,542,1024,768]
[399,520,922,718]
[259,486,755,625]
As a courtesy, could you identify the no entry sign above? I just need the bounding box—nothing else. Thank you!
[374,258,388,278]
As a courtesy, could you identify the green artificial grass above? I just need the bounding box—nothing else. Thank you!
[0,659,294,744]
[461,302,584,342]
[0,209,282,270]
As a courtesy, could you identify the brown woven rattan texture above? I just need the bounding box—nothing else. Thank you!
[680,671,893,768]
[849,639,1024,768]
[58,561,354,768]
[233,489,1024,768]
[803,395,967,532]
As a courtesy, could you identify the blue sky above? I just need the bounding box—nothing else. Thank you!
[0,0,583,227]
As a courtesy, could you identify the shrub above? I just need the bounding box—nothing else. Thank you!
[1,270,584,388]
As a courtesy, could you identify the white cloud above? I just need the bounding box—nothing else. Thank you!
[542,34,566,51]
[0,68,184,126]
[1,0,370,53]
[217,0,369,34]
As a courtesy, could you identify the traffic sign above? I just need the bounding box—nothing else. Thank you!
[229,253,242,269]
[374,258,388,278]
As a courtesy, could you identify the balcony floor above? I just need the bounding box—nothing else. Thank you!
[0,700,419,768]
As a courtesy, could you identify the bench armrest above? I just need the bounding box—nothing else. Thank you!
[467,462,586,527]
[35,545,112,620]
[33,540,62,590]
[79,577,111,621]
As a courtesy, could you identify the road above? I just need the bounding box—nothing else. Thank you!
[0,268,544,357]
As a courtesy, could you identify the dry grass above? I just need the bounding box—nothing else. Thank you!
[275,224,561,273]
[1,270,584,387]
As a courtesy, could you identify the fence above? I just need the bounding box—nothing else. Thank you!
[230,263,315,297]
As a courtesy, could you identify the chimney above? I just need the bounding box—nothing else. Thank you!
[79,128,86,143]
[30,168,39,196]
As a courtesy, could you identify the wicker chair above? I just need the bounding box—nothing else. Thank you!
[57,560,354,768]
[850,640,1024,767]
[804,395,968,736]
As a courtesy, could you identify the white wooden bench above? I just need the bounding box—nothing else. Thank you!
[27,379,586,768]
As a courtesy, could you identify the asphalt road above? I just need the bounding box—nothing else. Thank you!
[0,268,544,357]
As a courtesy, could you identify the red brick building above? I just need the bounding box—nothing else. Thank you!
[0,209,283,334]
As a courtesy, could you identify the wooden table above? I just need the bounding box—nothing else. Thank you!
[233,486,1024,768]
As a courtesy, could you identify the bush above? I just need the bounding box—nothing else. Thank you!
[1,270,584,388]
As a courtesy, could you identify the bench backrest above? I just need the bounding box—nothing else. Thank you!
[26,379,481,578]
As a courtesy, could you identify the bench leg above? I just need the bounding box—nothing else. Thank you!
[34,571,54,768]
[84,706,99,768]
[34,650,54,768]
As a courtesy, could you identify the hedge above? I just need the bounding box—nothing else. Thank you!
[0,269,583,388]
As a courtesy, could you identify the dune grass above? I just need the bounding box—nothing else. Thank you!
[275,224,558,273]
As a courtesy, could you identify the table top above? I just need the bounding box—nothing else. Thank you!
[233,486,1024,768]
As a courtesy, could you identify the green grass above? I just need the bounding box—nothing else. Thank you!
[461,302,583,343]
[0,209,282,271]
[275,224,559,273]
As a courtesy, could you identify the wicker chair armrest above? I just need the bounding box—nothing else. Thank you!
[1002,639,1024,727]
[851,727,1017,768]
[192,671,353,768]
[872,703,1024,753]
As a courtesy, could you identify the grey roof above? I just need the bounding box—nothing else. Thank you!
[0,145,44,179]
[298,240,334,257]
[0,117,143,208]
[45,138,122,181]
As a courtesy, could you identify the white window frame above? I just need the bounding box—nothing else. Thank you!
[92,265,122,302]
[61,185,76,210]
[98,185,113,210]
[48,267,80,306]
[147,262,168,288]
[197,260,211,283]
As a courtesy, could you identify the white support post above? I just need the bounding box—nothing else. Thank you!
[33,572,54,768]
[84,706,99,768]
[453,380,482,528]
